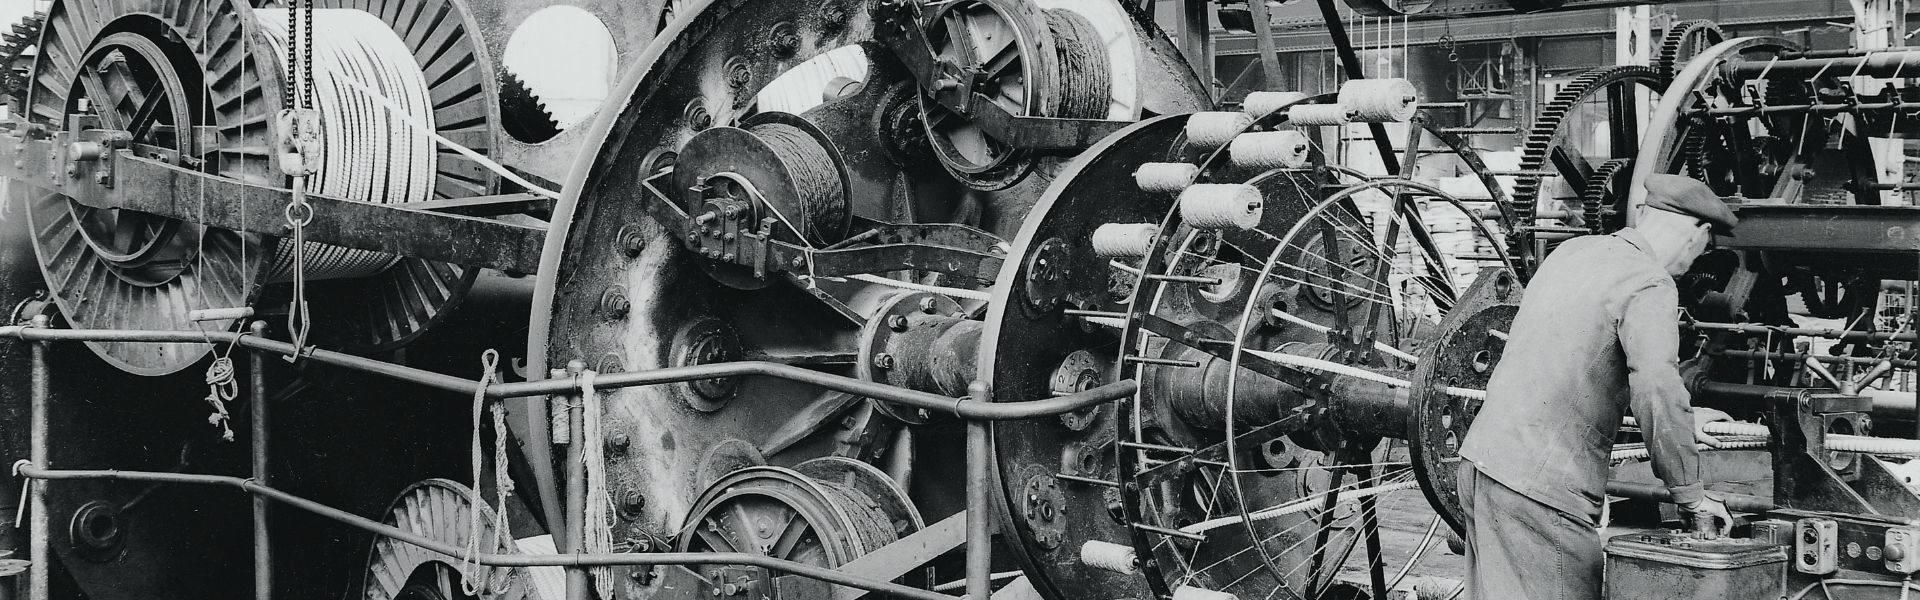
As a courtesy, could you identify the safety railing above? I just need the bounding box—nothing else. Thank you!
[1,317,1139,600]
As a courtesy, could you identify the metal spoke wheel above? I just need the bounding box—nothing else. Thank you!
[669,466,912,600]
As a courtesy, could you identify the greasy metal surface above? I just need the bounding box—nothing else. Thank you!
[1407,270,1521,535]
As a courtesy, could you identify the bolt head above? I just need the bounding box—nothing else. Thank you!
[918,297,940,313]
[886,314,909,331]
[873,353,895,369]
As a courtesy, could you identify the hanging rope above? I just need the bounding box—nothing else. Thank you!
[462,349,513,595]
[578,370,615,598]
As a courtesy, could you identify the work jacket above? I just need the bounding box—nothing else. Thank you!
[1457,228,1704,522]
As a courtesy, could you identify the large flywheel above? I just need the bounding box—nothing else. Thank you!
[528,0,1206,598]
[14,0,503,375]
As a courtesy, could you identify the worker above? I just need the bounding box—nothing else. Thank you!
[1454,173,1738,600]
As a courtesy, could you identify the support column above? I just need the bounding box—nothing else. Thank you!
[26,315,46,600]
[250,321,271,600]
[964,381,993,600]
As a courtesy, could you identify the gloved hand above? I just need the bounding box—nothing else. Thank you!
[1681,494,1733,539]
[1693,407,1732,449]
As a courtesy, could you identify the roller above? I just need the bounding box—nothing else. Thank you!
[1134,162,1200,193]
[1241,91,1309,119]
[1091,223,1159,258]
[1228,131,1311,170]
[1184,111,1256,150]
[1337,78,1419,122]
[1179,183,1264,230]
[1288,104,1352,126]
[1173,586,1239,600]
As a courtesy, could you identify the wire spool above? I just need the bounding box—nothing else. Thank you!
[1080,540,1138,575]
[1184,111,1255,150]
[743,120,850,245]
[257,10,437,282]
[1091,223,1159,258]
[1179,183,1264,230]
[1228,131,1311,170]
[1134,162,1200,193]
[1288,103,1352,126]
[1241,91,1309,119]
[1043,8,1112,120]
[1337,78,1419,123]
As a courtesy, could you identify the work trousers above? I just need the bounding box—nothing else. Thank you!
[1457,461,1603,600]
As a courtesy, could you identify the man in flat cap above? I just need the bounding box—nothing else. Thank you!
[1455,174,1739,600]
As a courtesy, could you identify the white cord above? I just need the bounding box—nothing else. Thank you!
[845,274,993,302]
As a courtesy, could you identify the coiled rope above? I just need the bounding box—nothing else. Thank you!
[1043,8,1112,120]
[257,9,437,282]
[578,370,616,598]
[747,122,846,244]
[461,349,514,595]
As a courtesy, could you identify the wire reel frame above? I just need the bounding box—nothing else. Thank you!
[1105,97,1520,600]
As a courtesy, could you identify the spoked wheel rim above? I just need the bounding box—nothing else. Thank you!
[1106,99,1516,597]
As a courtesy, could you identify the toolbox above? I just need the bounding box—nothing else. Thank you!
[1605,531,1787,599]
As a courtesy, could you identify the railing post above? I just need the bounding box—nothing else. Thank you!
[249,320,271,600]
[27,315,47,600]
[560,362,589,600]
[964,382,992,600]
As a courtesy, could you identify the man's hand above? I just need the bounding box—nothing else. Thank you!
[1693,407,1732,449]
[1681,495,1734,539]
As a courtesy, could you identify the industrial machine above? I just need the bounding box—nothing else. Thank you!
[2,0,1920,599]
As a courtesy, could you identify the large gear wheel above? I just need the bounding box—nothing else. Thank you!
[1508,66,1660,256]
[1653,20,1724,84]
[499,70,562,144]
[362,480,534,600]
[0,10,43,111]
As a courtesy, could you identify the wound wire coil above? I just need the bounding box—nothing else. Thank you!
[1043,9,1113,120]
[1179,184,1264,230]
[747,122,848,244]
[1242,91,1309,119]
[1229,131,1312,170]
[257,10,437,282]
[1091,224,1159,258]
[1184,112,1256,150]
[1337,78,1420,122]
[1288,104,1352,126]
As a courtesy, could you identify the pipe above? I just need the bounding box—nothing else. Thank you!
[965,411,992,600]
[1604,481,1774,513]
[249,321,271,600]
[27,316,46,600]
[1684,321,1918,344]
[0,327,1137,419]
[9,465,949,600]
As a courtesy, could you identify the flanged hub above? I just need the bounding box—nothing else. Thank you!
[670,317,743,412]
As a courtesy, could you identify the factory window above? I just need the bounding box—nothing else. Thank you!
[500,6,618,143]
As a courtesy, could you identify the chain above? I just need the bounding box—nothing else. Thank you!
[284,0,316,358]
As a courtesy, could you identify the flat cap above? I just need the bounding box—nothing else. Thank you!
[1644,174,1738,234]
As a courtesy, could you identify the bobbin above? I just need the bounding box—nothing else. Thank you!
[1184,112,1257,150]
[1179,183,1265,230]
[1091,224,1160,258]
[1288,104,1353,126]
[1337,78,1420,122]
[1229,131,1312,170]
[1134,162,1201,193]
[1079,540,1138,575]
[1242,91,1310,119]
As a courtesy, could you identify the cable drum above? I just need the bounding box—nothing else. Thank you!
[745,121,850,244]
[1337,78,1419,123]
[1042,8,1112,120]
[256,10,438,282]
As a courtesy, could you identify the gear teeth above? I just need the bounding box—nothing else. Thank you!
[500,69,563,142]
[1505,65,1658,258]
[0,11,44,112]
[1654,20,1725,84]
[1580,158,1632,234]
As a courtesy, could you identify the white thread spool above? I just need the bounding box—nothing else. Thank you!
[1229,131,1311,170]
[1080,540,1138,575]
[1092,224,1160,258]
[1134,162,1200,193]
[1179,184,1264,230]
[1338,78,1419,123]
[1173,586,1240,600]
[1185,111,1255,150]
[1287,104,1352,126]
[1242,91,1309,119]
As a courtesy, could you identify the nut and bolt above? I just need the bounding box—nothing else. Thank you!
[918,297,940,313]
[608,431,631,455]
[873,353,895,369]
[886,314,909,331]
